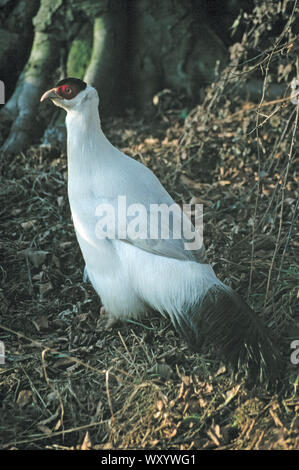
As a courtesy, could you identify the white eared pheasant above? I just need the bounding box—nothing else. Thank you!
[41,77,281,384]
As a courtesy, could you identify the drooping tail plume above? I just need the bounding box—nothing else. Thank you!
[175,283,282,385]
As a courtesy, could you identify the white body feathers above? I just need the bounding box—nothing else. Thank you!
[66,87,220,324]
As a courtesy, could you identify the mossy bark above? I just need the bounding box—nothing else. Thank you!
[84,0,127,116]
[67,24,93,79]
[0,0,66,152]
[1,30,60,153]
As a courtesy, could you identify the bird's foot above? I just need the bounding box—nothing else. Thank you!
[100,305,123,330]
[100,305,107,315]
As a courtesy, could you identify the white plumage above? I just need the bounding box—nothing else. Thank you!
[41,78,281,384]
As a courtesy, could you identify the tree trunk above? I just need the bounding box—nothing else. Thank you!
[0,0,40,100]
[0,0,66,153]
[84,0,128,117]
[127,0,228,111]
[1,0,229,153]
[1,31,61,153]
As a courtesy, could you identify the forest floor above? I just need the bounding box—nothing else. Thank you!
[0,91,298,450]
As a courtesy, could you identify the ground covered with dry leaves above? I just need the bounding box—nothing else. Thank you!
[0,84,298,450]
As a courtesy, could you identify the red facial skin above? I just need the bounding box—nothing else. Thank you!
[56,83,81,100]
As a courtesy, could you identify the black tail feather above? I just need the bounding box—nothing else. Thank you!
[175,284,282,385]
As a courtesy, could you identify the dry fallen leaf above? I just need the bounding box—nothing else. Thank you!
[39,282,53,297]
[148,363,173,380]
[59,241,72,249]
[207,424,223,446]
[57,196,64,207]
[18,249,49,268]
[20,220,36,230]
[180,174,211,190]
[37,424,52,435]
[144,137,159,146]
[17,390,33,408]
[79,431,92,450]
[102,442,114,449]
[54,419,62,431]
[31,315,49,331]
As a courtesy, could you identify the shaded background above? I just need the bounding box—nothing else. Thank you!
[0,0,274,152]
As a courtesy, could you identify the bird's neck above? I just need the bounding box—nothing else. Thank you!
[65,105,113,173]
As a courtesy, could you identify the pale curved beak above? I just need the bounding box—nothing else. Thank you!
[40,88,60,102]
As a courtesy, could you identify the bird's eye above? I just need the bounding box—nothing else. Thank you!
[56,83,78,99]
